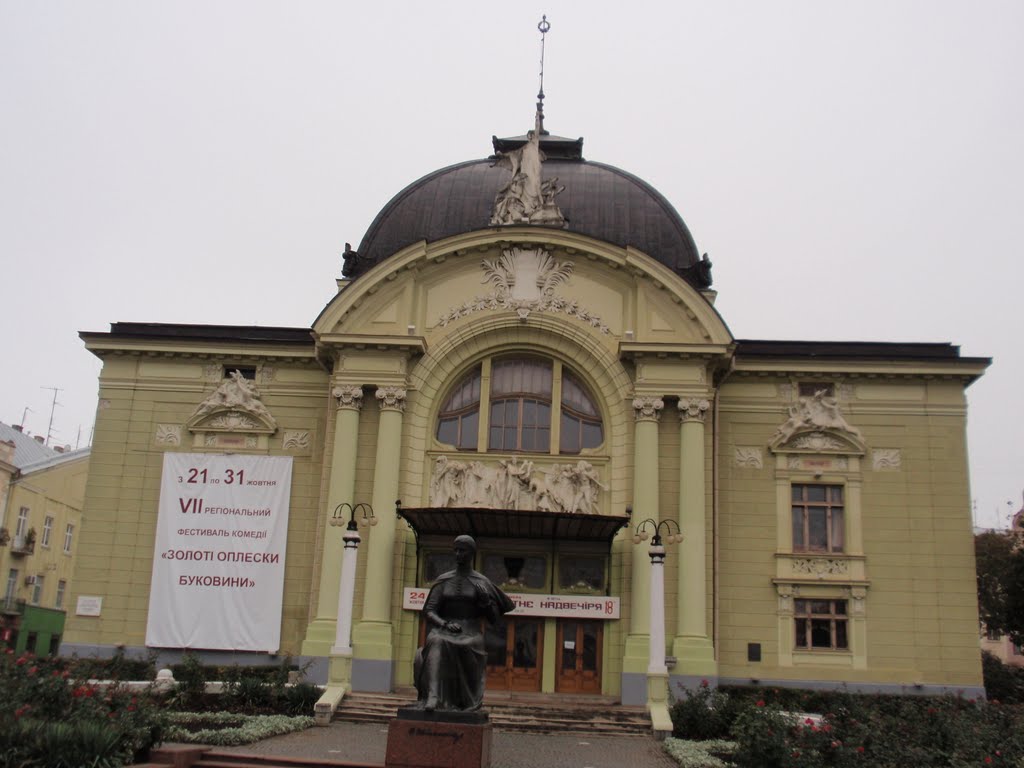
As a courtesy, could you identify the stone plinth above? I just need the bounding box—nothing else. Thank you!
[386,709,492,768]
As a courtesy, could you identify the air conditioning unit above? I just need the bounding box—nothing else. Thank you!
[24,575,37,587]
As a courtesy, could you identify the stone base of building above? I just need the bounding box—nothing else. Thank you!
[386,710,493,768]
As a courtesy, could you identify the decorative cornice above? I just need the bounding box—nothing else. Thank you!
[376,386,407,412]
[678,397,710,424]
[332,385,364,411]
[632,396,664,423]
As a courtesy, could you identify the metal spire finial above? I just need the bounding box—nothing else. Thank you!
[536,15,550,135]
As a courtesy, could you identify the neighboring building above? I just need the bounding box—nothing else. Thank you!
[62,113,989,712]
[0,422,89,655]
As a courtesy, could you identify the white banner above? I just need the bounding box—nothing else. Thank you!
[145,453,293,651]
[403,587,619,620]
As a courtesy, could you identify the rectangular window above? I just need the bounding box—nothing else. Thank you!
[794,599,848,650]
[15,507,29,538]
[42,516,54,548]
[56,580,66,610]
[31,575,44,605]
[4,569,17,603]
[792,484,844,553]
[63,524,74,554]
[49,634,61,656]
[25,632,37,654]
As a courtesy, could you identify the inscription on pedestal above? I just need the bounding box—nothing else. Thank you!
[386,717,493,768]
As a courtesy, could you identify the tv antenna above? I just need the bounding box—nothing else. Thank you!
[40,386,63,447]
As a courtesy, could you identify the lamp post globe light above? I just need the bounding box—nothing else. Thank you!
[633,516,683,736]
[330,502,376,655]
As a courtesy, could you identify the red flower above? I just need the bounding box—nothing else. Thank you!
[700,679,709,688]
[792,750,801,758]
[831,741,841,749]
[27,666,37,675]
[985,758,993,765]
[14,705,30,718]
[756,699,766,707]
[857,746,865,754]
[805,717,814,725]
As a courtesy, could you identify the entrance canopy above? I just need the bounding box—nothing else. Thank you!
[397,507,630,543]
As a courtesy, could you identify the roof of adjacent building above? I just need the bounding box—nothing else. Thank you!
[0,422,62,468]
[351,133,709,289]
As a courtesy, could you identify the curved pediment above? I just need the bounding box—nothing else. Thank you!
[313,229,733,349]
[769,389,865,455]
[186,371,277,435]
[770,428,866,456]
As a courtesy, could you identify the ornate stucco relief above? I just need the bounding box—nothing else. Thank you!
[436,247,610,333]
[155,425,182,446]
[734,447,763,469]
[792,558,850,578]
[187,370,277,435]
[872,449,902,471]
[771,389,865,455]
[430,456,607,515]
[283,431,311,451]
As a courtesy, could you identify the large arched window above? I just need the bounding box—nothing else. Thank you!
[435,356,603,454]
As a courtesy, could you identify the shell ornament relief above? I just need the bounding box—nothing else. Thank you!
[437,247,610,334]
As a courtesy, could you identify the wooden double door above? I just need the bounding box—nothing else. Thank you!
[486,616,543,692]
[555,619,602,694]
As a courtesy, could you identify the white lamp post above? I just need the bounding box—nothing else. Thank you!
[330,502,376,655]
[633,517,683,736]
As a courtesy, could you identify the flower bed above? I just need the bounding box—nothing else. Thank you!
[165,711,314,746]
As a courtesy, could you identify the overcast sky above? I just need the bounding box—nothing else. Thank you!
[1,1,1021,528]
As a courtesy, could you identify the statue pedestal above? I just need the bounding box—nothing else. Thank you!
[386,708,493,768]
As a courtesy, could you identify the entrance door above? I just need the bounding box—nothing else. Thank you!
[485,616,543,692]
[556,619,602,694]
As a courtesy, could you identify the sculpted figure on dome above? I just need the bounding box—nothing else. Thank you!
[490,118,565,227]
[413,535,516,712]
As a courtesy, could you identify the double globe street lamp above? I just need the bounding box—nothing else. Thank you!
[330,502,376,655]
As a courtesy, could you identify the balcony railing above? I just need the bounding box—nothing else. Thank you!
[1,596,25,615]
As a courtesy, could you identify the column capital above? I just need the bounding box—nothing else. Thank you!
[678,397,710,424]
[376,386,407,412]
[332,385,364,411]
[632,396,665,422]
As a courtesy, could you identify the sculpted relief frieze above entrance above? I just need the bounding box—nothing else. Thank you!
[429,455,608,515]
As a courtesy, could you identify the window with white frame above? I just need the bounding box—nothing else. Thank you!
[42,516,54,548]
[792,484,844,553]
[4,569,17,602]
[63,524,74,554]
[31,574,44,605]
[56,580,66,610]
[794,599,848,650]
[15,507,29,538]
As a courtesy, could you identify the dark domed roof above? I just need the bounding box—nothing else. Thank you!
[350,136,711,289]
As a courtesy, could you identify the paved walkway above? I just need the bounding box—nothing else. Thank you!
[213,721,677,768]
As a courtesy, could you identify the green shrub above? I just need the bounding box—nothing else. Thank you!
[671,680,742,740]
[282,682,322,715]
[982,650,1024,703]
[0,649,167,767]
[71,648,157,681]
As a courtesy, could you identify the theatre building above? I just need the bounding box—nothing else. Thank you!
[62,116,989,715]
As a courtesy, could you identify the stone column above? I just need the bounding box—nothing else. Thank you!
[622,395,662,705]
[301,385,363,657]
[351,386,406,691]
[672,397,716,678]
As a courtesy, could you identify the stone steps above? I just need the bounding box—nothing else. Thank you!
[335,691,652,736]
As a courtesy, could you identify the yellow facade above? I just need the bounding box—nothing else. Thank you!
[62,132,989,708]
[1,432,89,653]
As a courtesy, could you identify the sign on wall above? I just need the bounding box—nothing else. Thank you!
[403,587,619,620]
[145,453,293,651]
